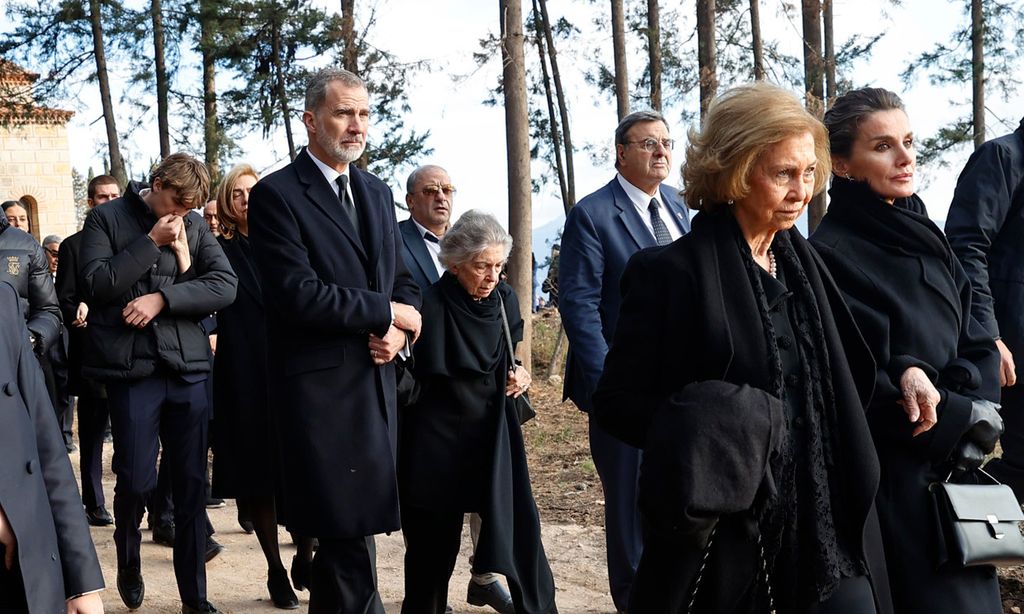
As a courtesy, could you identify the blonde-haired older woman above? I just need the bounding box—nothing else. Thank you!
[399,210,556,614]
[210,163,310,609]
[593,83,893,614]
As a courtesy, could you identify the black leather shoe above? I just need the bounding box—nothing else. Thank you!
[182,600,220,613]
[239,519,255,534]
[291,554,311,591]
[205,536,224,562]
[467,579,515,614]
[117,567,145,610]
[86,505,114,527]
[152,522,175,547]
[268,567,300,609]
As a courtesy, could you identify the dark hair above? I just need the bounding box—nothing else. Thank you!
[823,88,905,157]
[305,68,365,113]
[87,174,119,199]
[149,153,211,207]
[1,200,25,211]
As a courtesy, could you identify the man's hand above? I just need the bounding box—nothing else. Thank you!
[148,214,183,247]
[997,338,1017,387]
[171,221,191,273]
[899,366,941,437]
[73,302,89,328]
[209,334,217,355]
[0,504,16,571]
[122,292,166,329]
[66,592,104,614]
[391,302,422,342]
[368,325,406,365]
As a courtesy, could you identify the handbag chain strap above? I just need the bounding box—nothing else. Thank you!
[686,526,775,614]
[496,293,516,366]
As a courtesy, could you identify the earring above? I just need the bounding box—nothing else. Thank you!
[727,199,735,205]
[844,172,852,180]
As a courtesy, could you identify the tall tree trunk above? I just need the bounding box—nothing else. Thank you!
[531,0,568,209]
[823,0,836,105]
[151,0,170,158]
[538,0,575,212]
[610,0,629,120]
[271,16,296,161]
[199,0,220,180]
[971,0,985,147]
[340,0,358,73]
[750,0,764,80]
[500,0,533,371]
[647,0,662,111]
[800,0,826,231]
[88,0,126,187]
[696,0,717,120]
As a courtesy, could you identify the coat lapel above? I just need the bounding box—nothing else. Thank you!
[350,167,384,271]
[295,150,367,261]
[221,237,262,306]
[611,180,657,250]
[660,184,691,234]
[401,220,440,284]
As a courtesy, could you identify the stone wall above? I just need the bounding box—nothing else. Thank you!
[0,122,78,242]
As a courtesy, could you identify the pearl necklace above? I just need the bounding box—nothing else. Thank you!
[768,249,777,278]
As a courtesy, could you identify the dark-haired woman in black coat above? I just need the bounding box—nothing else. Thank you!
[811,87,1002,613]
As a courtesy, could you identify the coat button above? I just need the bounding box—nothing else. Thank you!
[25,460,34,474]
[777,335,793,349]
[785,374,800,387]
[794,416,805,429]
[51,553,57,561]
[2,382,12,396]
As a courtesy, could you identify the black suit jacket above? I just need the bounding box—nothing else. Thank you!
[0,282,104,612]
[248,148,419,539]
[398,218,441,290]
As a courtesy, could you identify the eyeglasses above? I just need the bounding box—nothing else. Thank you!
[45,247,59,258]
[421,184,456,197]
[625,138,675,152]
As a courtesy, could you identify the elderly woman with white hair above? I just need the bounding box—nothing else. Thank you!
[399,210,557,614]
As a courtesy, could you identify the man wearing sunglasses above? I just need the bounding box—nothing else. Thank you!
[558,109,690,614]
[398,165,516,614]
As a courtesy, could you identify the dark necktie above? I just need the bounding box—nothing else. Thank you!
[422,232,440,244]
[336,175,360,232]
[648,198,673,246]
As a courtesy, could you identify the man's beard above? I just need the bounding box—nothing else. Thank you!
[315,130,365,164]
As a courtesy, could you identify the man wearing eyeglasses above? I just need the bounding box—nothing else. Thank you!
[397,165,516,614]
[558,109,690,614]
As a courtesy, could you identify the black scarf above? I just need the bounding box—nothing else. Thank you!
[733,217,860,610]
[414,272,519,378]
[826,176,955,273]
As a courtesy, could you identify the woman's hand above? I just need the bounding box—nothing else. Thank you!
[171,221,191,273]
[899,366,940,437]
[506,365,532,398]
[66,592,103,613]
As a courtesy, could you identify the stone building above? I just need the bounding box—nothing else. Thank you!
[0,60,78,242]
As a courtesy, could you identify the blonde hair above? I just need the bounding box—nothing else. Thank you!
[216,163,259,239]
[150,153,211,208]
[682,82,831,211]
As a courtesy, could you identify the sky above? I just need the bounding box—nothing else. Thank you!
[22,0,1024,232]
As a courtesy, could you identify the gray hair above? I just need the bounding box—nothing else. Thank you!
[406,164,449,193]
[439,210,513,270]
[614,110,669,169]
[42,234,62,246]
[305,68,366,112]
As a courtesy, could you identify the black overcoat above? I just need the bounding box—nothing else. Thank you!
[593,210,890,614]
[811,177,1002,613]
[0,281,104,613]
[211,235,278,498]
[248,148,420,539]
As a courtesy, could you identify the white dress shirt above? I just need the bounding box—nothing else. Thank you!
[308,149,354,205]
[411,219,445,278]
[616,173,684,242]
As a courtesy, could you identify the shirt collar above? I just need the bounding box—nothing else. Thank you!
[616,173,664,210]
[411,218,443,242]
[307,148,350,187]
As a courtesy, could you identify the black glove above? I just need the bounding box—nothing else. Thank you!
[952,440,987,476]
[964,399,1003,454]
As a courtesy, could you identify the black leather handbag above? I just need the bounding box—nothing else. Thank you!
[497,293,535,425]
[930,468,1024,568]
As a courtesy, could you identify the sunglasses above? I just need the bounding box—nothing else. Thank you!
[421,184,456,197]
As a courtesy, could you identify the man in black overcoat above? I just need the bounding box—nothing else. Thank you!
[80,153,237,614]
[248,67,421,614]
[945,117,1024,500]
[56,174,120,527]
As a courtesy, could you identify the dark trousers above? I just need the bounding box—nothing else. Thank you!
[0,560,27,612]
[984,381,1024,500]
[589,413,643,611]
[400,506,464,614]
[309,536,385,614]
[108,373,209,607]
[147,448,216,537]
[77,394,109,510]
